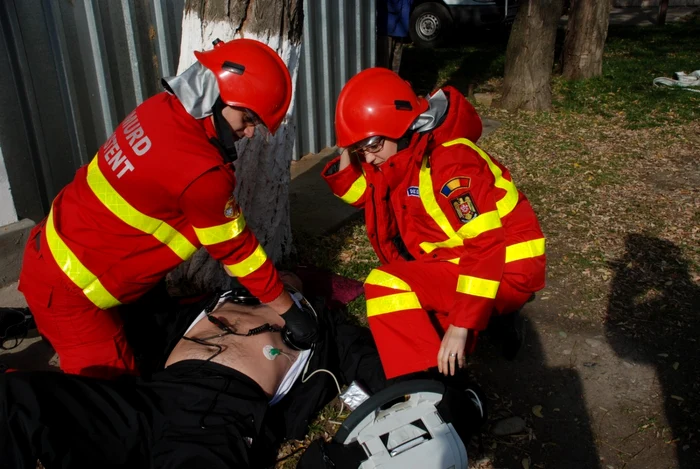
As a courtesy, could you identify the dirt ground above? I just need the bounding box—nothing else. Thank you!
[468,278,699,469]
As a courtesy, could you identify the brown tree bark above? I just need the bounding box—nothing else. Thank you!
[561,0,611,80]
[658,0,669,26]
[166,0,304,296]
[496,0,564,111]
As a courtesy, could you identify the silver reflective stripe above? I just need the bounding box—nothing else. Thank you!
[161,61,220,119]
[410,89,449,133]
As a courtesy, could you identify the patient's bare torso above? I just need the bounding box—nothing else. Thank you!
[165,301,300,397]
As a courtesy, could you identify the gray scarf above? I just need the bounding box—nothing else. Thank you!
[410,89,449,133]
[161,61,220,119]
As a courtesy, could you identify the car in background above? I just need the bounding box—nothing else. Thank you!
[409,0,520,48]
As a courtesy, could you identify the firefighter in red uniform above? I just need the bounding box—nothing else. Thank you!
[322,68,546,379]
[17,39,318,379]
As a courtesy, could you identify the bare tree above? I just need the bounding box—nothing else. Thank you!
[496,0,565,111]
[561,0,611,80]
[658,0,669,26]
[167,0,303,295]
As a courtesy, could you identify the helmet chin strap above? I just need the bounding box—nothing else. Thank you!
[211,97,239,164]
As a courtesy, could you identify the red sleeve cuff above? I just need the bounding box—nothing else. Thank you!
[234,257,285,304]
[251,277,285,304]
[450,296,494,331]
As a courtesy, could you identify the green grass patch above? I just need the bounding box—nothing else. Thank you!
[401,16,700,129]
[554,18,700,128]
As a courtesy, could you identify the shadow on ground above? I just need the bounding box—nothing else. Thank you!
[605,234,700,467]
[471,308,601,468]
[0,331,56,372]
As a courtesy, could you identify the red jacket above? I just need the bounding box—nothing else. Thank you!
[323,87,546,330]
[42,92,283,309]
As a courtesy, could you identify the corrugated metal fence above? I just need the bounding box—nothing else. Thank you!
[0,0,375,222]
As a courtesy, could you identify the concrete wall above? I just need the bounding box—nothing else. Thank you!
[0,146,18,227]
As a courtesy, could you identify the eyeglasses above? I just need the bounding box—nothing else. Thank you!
[352,136,385,158]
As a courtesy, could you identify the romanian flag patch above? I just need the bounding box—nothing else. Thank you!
[440,177,471,197]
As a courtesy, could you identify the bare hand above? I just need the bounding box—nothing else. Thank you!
[438,325,470,376]
[338,147,352,171]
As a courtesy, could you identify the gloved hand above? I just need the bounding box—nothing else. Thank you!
[280,302,319,350]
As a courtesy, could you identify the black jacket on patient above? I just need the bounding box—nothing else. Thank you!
[0,293,387,469]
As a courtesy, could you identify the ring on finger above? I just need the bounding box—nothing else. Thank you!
[449,353,457,357]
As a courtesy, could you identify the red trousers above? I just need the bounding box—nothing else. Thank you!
[17,223,136,379]
[364,260,535,379]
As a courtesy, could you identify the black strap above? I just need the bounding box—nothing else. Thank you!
[210,96,239,164]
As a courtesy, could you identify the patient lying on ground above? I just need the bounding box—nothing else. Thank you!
[0,284,387,469]
[166,296,310,400]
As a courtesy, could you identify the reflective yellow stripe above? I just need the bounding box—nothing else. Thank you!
[443,138,519,218]
[194,215,247,246]
[447,258,460,264]
[456,275,500,299]
[418,155,502,254]
[225,244,268,277]
[420,209,503,253]
[364,270,412,291]
[419,156,457,238]
[338,175,367,204]
[45,208,121,309]
[456,210,502,239]
[367,292,421,317]
[86,157,197,261]
[506,238,546,263]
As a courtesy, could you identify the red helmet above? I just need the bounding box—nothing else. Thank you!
[195,38,292,134]
[335,68,429,148]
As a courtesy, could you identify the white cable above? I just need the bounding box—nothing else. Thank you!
[301,346,346,418]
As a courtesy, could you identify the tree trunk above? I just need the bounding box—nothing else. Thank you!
[496,0,564,111]
[658,0,669,26]
[561,0,611,80]
[167,0,303,296]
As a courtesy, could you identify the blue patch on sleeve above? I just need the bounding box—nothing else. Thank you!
[407,186,420,197]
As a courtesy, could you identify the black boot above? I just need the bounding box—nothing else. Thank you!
[436,381,488,444]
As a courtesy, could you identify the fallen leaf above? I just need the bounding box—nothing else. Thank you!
[532,405,544,418]
[522,457,531,469]
[658,353,669,358]
[673,362,679,370]
[671,395,684,401]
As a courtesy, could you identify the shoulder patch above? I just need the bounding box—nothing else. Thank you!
[450,193,479,223]
[224,195,241,219]
[440,177,471,197]
[407,186,420,197]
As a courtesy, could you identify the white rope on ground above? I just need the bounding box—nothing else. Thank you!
[653,69,700,93]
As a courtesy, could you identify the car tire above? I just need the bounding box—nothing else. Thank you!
[409,2,453,49]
